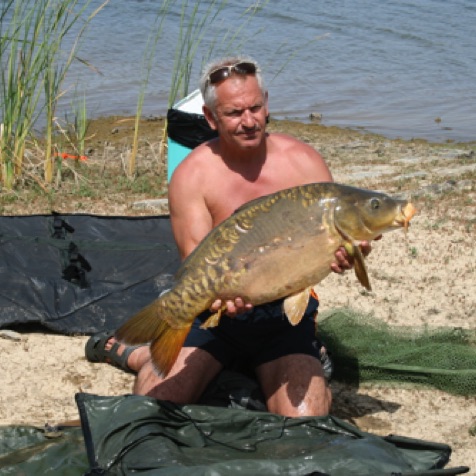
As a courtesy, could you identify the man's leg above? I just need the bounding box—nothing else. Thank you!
[134,346,224,404]
[255,353,331,417]
[86,334,224,404]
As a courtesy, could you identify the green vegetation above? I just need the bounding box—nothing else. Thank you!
[130,0,270,176]
[0,0,270,188]
[0,0,108,189]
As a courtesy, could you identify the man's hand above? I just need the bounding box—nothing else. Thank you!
[330,237,381,274]
[210,297,253,317]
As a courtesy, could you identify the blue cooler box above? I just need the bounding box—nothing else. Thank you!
[167,138,193,182]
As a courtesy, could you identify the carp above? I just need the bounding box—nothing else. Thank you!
[116,182,416,376]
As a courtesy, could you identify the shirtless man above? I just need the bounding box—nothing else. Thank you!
[87,56,367,417]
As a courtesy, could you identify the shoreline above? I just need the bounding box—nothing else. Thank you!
[2,114,474,218]
[270,113,476,145]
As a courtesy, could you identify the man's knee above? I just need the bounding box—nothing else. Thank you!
[257,353,332,417]
[266,380,332,417]
[134,347,223,404]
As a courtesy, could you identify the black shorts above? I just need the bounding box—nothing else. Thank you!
[183,296,321,370]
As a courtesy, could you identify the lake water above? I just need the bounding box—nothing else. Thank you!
[62,0,476,142]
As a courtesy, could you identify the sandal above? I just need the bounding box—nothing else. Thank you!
[85,330,146,374]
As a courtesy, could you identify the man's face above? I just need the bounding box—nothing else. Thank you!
[204,75,269,151]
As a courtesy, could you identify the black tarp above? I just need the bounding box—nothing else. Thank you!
[0,213,180,334]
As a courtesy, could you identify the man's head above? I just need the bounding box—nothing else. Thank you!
[200,56,266,112]
[200,56,269,152]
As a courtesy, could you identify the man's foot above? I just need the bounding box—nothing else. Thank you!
[85,331,148,374]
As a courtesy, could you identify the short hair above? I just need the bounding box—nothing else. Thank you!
[199,55,266,113]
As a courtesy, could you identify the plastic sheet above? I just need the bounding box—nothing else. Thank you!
[0,213,180,334]
[76,393,469,476]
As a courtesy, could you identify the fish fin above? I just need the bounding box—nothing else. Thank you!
[283,288,311,326]
[353,244,372,291]
[200,307,225,329]
[149,321,192,377]
[115,299,193,376]
[115,300,163,345]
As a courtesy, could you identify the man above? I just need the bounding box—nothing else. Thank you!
[86,56,368,417]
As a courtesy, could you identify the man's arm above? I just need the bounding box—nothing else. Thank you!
[168,158,213,261]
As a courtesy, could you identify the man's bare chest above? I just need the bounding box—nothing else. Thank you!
[207,176,299,227]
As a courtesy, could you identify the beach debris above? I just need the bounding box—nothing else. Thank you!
[0,329,22,341]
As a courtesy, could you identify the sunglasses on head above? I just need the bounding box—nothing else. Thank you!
[207,61,257,86]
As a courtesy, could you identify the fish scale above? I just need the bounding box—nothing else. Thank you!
[116,182,416,376]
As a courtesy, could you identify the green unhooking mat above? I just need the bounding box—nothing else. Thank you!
[0,393,470,475]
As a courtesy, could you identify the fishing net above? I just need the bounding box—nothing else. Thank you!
[319,309,476,396]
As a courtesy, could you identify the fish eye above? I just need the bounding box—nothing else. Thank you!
[370,198,380,210]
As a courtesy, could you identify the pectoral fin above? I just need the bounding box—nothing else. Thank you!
[200,306,226,329]
[283,287,312,326]
[342,241,371,291]
[352,244,371,291]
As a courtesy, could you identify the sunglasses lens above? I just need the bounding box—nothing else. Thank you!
[234,62,256,75]
[209,67,228,84]
[208,62,257,85]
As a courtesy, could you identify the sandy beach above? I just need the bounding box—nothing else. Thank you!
[1,117,475,471]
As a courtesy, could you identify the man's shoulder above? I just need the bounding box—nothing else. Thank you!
[265,132,331,182]
[267,133,323,164]
[268,132,299,145]
[268,132,320,153]
[173,142,218,177]
[169,141,226,200]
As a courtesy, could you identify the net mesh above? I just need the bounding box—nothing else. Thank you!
[319,309,476,396]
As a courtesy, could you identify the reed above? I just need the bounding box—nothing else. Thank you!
[127,0,173,178]
[128,0,270,176]
[0,0,108,189]
[167,0,270,108]
[1,0,273,186]
[69,89,88,158]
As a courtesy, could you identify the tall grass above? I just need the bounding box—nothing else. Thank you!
[127,0,173,177]
[128,0,270,176]
[0,0,108,189]
[167,0,270,108]
[0,0,272,185]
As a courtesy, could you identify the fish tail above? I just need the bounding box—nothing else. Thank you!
[115,300,164,345]
[149,322,192,376]
[115,293,194,376]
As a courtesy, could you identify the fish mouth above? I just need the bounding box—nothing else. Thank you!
[395,202,417,230]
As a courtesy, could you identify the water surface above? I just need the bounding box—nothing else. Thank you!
[61,0,476,142]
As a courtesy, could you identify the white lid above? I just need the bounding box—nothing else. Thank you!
[173,89,204,115]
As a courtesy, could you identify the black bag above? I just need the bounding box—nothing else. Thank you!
[167,108,218,149]
[76,392,469,476]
